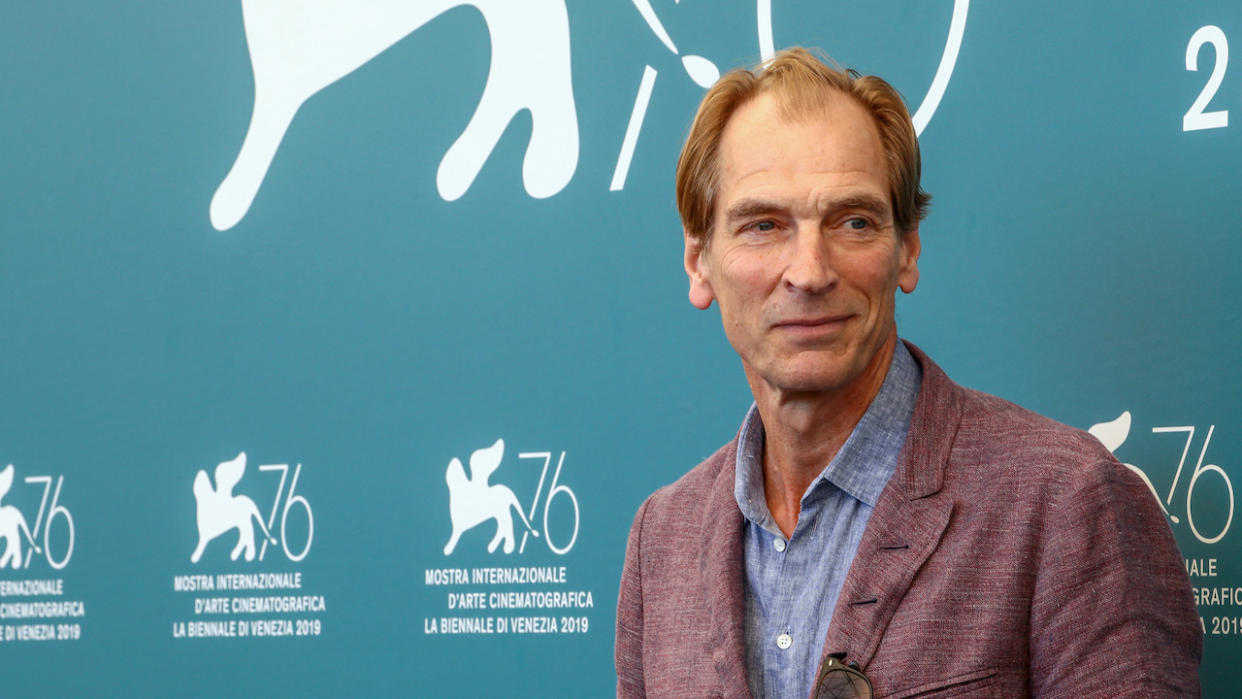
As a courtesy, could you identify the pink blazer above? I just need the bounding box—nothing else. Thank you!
[616,344,1200,698]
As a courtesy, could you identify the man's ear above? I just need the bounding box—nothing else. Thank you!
[684,230,715,309]
[897,226,921,294]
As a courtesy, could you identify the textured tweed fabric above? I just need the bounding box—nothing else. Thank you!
[616,342,1201,698]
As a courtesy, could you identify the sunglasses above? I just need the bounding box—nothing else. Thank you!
[814,654,873,699]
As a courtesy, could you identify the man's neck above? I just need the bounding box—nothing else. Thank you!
[751,337,898,538]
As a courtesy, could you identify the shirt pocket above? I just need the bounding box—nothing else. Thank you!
[884,667,1000,698]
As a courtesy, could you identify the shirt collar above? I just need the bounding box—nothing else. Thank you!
[733,341,922,527]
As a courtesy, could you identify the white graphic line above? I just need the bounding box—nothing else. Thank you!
[611,65,658,192]
[911,0,969,135]
[631,0,678,54]
[758,0,774,62]
[754,1,968,136]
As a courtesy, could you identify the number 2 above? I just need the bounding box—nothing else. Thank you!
[1184,25,1229,131]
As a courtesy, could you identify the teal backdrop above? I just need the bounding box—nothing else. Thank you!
[1,1,1239,695]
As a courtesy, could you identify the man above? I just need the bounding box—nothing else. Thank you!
[615,48,1200,698]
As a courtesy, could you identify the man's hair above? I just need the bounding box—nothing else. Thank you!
[675,47,931,241]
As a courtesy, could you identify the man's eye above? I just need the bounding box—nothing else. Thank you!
[746,220,776,233]
[844,217,870,231]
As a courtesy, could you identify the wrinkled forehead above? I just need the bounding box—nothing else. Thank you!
[718,85,884,175]
[717,92,885,179]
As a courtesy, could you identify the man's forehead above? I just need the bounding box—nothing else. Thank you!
[714,93,888,209]
[723,91,880,152]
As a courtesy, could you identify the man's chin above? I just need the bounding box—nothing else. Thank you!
[757,366,857,396]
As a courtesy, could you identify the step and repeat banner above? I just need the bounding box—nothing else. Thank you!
[2,1,1239,695]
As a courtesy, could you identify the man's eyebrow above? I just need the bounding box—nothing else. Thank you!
[830,194,890,217]
[722,198,784,223]
[723,194,891,222]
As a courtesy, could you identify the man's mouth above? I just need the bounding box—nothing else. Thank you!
[774,314,851,328]
[772,314,852,339]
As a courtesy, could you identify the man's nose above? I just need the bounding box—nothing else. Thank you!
[782,224,837,294]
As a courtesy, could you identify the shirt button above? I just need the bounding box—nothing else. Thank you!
[776,633,792,650]
[773,539,787,553]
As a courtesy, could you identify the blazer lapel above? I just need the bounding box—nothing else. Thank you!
[821,492,953,668]
[821,343,963,669]
[697,441,753,698]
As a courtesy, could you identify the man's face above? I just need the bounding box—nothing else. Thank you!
[684,92,920,398]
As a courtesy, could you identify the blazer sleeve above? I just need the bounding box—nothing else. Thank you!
[1028,456,1202,697]
[616,496,652,698]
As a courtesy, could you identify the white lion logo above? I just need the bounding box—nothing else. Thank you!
[0,465,39,569]
[443,438,533,555]
[210,0,579,230]
[191,452,277,562]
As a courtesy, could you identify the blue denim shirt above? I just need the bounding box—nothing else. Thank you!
[734,342,921,699]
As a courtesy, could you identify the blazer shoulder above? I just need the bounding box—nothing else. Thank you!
[636,440,736,532]
[953,385,1117,476]
[924,378,1173,539]
[904,343,1117,491]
